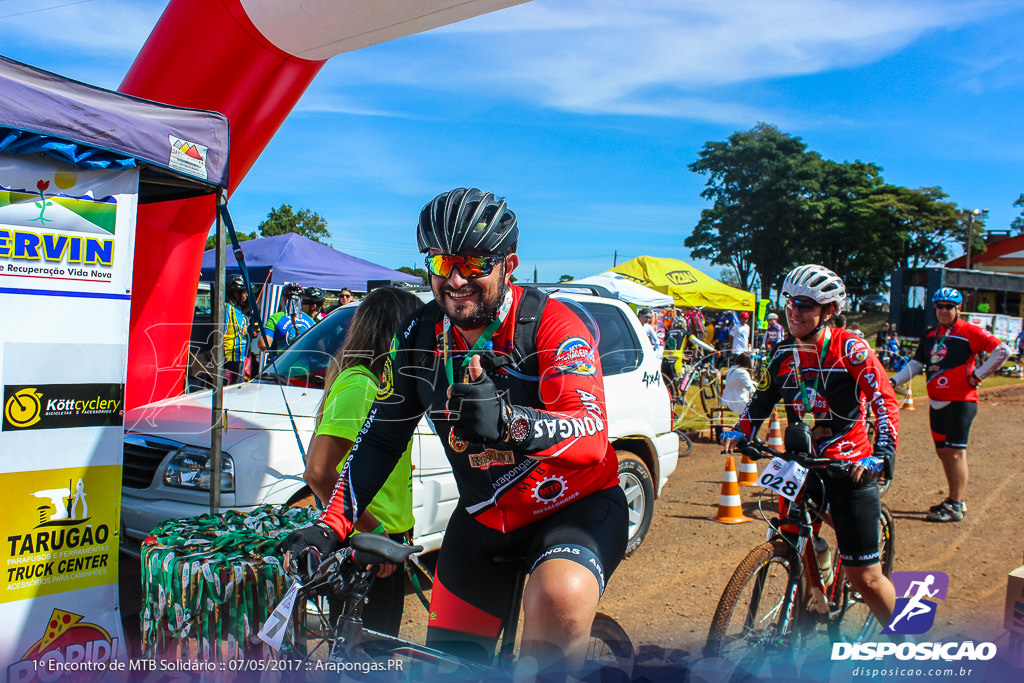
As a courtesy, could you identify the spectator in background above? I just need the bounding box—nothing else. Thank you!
[259,282,314,361]
[849,321,865,339]
[886,331,902,370]
[639,309,660,352]
[223,274,252,384]
[977,300,990,313]
[833,313,848,329]
[764,312,785,355]
[730,311,751,360]
[721,352,757,415]
[302,286,327,321]
[340,287,355,305]
[1015,329,1024,360]
[875,322,890,350]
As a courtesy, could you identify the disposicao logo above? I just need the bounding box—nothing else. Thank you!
[831,571,997,663]
[884,571,948,635]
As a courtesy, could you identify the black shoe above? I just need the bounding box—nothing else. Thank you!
[928,498,966,515]
[926,500,964,522]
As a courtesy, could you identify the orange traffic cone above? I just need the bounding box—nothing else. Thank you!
[737,455,759,486]
[902,386,916,411]
[710,456,752,524]
[766,409,784,449]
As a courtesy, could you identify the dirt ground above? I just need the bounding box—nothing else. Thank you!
[119,384,1024,678]
[395,383,1024,674]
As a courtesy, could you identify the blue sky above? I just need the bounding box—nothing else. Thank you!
[2,0,1023,285]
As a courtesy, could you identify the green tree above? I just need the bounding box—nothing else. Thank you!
[559,274,575,282]
[686,123,822,299]
[396,266,428,285]
[257,204,331,243]
[865,185,964,270]
[1010,194,1024,235]
[801,160,890,299]
[205,229,256,251]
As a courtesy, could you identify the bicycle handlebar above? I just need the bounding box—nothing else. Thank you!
[290,534,422,592]
[733,437,852,474]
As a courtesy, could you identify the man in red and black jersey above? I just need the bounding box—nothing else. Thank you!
[723,264,900,628]
[279,188,627,675]
[892,287,1008,522]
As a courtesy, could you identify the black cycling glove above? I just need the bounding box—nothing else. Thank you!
[275,521,342,569]
[448,372,511,444]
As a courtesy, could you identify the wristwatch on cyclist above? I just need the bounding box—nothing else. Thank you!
[504,406,531,446]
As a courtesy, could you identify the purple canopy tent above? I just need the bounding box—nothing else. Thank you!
[199,232,419,291]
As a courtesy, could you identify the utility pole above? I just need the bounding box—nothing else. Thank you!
[613,250,618,267]
[963,208,989,270]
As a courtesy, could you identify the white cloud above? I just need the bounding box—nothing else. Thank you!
[325,0,1006,125]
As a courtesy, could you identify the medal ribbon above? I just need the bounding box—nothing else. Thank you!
[930,324,952,365]
[444,290,513,386]
[792,329,832,417]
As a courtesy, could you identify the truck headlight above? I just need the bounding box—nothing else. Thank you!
[163,446,235,492]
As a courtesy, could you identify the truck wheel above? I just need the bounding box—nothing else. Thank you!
[617,451,655,557]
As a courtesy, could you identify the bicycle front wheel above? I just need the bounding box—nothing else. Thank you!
[831,503,896,642]
[585,612,636,680]
[705,539,802,662]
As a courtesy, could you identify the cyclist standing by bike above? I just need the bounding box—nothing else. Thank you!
[279,188,628,677]
[891,287,1008,522]
[723,264,899,627]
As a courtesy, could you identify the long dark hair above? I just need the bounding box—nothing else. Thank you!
[316,287,420,424]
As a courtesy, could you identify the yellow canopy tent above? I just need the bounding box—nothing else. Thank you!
[612,256,755,311]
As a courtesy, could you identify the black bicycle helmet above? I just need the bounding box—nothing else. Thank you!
[226,274,246,294]
[302,286,325,304]
[417,187,518,255]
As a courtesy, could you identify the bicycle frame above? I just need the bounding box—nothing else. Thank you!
[279,535,634,679]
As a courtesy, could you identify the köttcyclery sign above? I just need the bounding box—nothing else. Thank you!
[0,153,137,675]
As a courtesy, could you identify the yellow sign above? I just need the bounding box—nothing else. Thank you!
[1,466,121,603]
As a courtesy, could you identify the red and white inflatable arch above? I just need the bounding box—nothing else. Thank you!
[119,0,527,408]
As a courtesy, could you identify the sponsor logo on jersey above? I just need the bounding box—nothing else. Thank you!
[468,449,515,470]
[552,337,595,376]
[531,476,568,503]
[376,359,394,399]
[845,338,869,365]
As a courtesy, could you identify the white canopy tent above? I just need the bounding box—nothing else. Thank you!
[570,272,674,307]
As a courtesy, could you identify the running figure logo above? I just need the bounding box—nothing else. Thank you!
[882,571,949,634]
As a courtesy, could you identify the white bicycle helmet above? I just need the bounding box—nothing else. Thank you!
[782,264,846,313]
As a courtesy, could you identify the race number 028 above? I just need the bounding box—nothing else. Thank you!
[757,457,808,502]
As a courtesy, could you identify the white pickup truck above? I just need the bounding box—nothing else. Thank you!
[120,287,679,557]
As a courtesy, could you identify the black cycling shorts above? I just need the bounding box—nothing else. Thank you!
[424,485,627,660]
[929,401,978,450]
[790,473,883,568]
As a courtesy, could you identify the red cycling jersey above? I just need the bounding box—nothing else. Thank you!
[736,328,899,464]
[913,318,1004,402]
[319,286,620,539]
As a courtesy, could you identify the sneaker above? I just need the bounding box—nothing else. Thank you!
[928,498,967,515]
[926,500,964,522]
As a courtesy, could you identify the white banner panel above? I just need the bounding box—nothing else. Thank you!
[0,153,137,670]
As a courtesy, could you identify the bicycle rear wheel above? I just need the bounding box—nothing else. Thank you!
[830,504,896,642]
[705,539,802,664]
[698,368,720,414]
[585,612,636,680]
